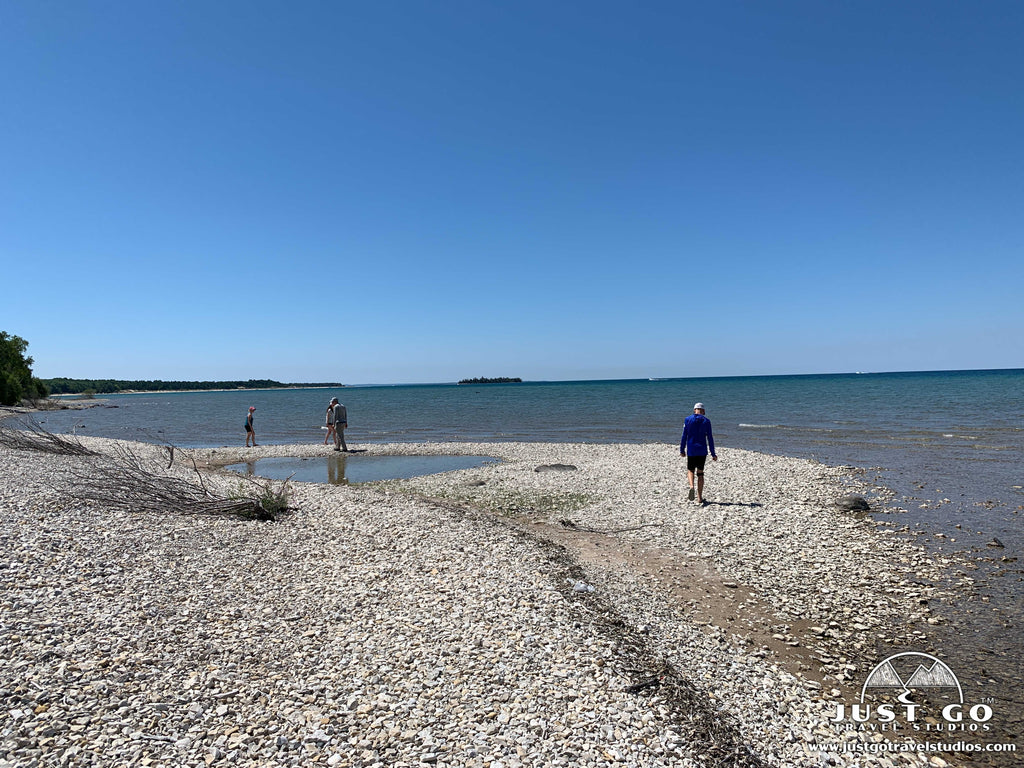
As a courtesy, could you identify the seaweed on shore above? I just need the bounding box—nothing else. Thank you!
[547,549,767,768]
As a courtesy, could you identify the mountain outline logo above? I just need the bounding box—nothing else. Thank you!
[861,651,963,704]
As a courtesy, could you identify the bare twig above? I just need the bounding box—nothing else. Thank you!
[189,454,212,496]
[68,443,288,521]
[0,419,98,456]
[558,519,666,534]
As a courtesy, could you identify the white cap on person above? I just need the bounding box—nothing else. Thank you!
[694,402,704,411]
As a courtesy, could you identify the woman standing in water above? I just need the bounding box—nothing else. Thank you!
[245,406,257,447]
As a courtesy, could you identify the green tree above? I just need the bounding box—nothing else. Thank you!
[0,332,49,405]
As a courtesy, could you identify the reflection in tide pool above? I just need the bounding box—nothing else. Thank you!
[225,454,498,485]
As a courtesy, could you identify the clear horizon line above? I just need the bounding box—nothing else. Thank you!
[342,365,1023,387]
[37,365,1022,391]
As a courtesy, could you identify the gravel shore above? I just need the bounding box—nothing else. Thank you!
[2,438,959,767]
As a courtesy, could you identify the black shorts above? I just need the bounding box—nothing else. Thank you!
[686,455,707,472]
[245,424,253,432]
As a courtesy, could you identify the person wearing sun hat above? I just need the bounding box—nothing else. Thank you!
[680,402,716,504]
[245,406,257,447]
[330,397,348,452]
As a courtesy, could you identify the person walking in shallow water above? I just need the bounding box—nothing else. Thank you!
[323,401,336,445]
[330,397,348,452]
[681,402,716,504]
[245,406,257,447]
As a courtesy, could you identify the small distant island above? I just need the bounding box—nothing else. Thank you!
[42,378,344,395]
[457,377,522,385]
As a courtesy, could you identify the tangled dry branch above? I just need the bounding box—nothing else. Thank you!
[0,419,98,456]
[69,443,288,521]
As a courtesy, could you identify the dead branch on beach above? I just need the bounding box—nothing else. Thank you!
[68,443,289,521]
[0,419,99,456]
[557,519,666,535]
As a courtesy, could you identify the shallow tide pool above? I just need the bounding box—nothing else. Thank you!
[225,454,498,485]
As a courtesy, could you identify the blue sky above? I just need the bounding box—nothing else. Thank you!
[2,1,1022,383]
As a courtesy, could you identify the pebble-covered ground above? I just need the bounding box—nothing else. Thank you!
[1,437,963,767]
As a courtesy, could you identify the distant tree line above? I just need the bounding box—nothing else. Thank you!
[1,332,49,405]
[457,377,522,385]
[42,378,344,395]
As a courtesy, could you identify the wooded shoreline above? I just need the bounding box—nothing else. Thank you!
[41,378,345,395]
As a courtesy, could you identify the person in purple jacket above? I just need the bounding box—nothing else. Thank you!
[681,402,717,504]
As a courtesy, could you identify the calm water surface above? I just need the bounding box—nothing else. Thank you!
[225,454,498,485]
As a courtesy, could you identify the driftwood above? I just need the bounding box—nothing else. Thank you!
[0,421,290,522]
[68,443,288,521]
[558,519,665,535]
[0,419,98,456]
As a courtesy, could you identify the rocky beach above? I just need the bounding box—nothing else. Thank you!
[0,435,1002,767]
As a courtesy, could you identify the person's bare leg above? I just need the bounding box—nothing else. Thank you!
[697,471,705,503]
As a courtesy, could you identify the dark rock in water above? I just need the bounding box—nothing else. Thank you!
[836,495,871,512]
[535,464,577,473]
[987,537,1006,548]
